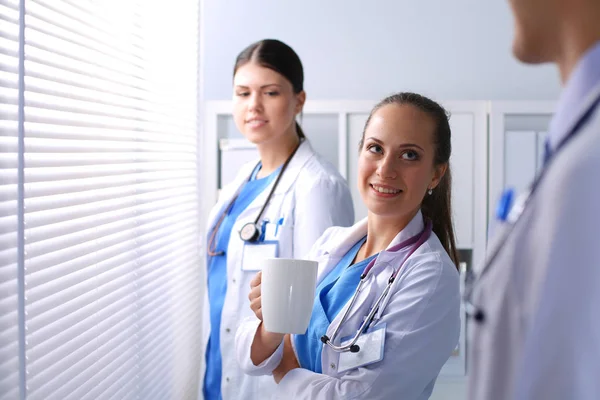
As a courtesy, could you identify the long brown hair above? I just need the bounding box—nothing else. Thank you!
[233,39,306,139]
[360,92,460,268]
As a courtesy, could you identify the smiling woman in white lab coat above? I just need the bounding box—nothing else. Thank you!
[200,39,354,400]
[235,92,461,400]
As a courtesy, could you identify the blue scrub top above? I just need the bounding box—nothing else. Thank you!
[294,236,378,373]
[204,164,279,400]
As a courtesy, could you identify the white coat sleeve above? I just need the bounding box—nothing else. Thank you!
[234,229,335,376]
[293,177,354,259]
[234,318,285,376]
[513,158,600,400]
[273,257,461,400]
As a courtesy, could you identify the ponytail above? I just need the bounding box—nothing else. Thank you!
[421,169,460,268]
[295,121,306,140]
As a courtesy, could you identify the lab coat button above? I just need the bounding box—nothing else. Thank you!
[330,363,336,369]
[226,328,231,333]
[226,377,230,382]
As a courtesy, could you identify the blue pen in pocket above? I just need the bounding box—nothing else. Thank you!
[259,219,269,242]
[488,188,514,240]
[275,217,284,236]
[496,189,515,222]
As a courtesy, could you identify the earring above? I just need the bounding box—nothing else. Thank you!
[428,188,433,195]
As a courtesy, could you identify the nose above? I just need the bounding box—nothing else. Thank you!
[376,155,397,179]
[248,92,263,112]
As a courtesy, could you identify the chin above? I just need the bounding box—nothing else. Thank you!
[513,41,542,64]
[512,26,552,64]
[243,131,271,145]
[367,204,403,219]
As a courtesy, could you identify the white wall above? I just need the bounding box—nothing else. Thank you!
[202,0,561,102]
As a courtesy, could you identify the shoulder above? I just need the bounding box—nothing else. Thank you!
[536,113,600,213]
[398,232,459,292]
[295,144,350,191]
[555,111,600,179]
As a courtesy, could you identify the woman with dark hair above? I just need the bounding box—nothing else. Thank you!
[200,39,354,400]
[236,92,461,400]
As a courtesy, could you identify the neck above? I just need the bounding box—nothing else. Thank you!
[256,132,300,178]
[555,5,600,83]
[358,209,419,261]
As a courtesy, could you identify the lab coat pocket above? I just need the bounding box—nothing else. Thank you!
[337,323,386,373]
[263,217,293,241]
[241,242,279,271]
[267,219,294,258]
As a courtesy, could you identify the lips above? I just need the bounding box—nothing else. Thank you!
[245,118,268,128]
[370,183,402,195]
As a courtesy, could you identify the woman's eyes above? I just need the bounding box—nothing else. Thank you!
[367,144,383,154]
[401,150,419,161]
[235,91,280,97]
[366,145,420,161]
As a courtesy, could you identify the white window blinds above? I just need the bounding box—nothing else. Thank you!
[1,0,24,398]
[1,0,202,399]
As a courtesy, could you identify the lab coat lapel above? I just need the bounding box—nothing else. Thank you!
[315,218,369,286]
[325,211,426,340]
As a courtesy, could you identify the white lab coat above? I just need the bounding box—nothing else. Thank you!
[236,210,460,400]
[199,140,355,400]
[467,83,600,399]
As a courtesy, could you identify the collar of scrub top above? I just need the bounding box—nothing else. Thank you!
[463,86,600,324]
[320,219,433,353]
[207,139,303,256]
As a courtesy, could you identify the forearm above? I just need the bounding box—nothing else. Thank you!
[250,322,285,366]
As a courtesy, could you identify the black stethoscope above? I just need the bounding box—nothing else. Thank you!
[320,220,433,353]
[463,93,600,324]
[207,140,301,257]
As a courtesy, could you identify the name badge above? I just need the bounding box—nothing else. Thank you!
[241,241,278,271]
[337,323,386,373]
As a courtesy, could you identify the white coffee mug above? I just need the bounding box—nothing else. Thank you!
[261,258,318,334]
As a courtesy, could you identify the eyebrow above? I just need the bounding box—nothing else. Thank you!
[366,137,425,151]
[234,83,282,89]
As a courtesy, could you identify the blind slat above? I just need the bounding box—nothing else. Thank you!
[27,302,138,377]
[71,355,138,400]
[25,195,196,236]
[27,326,139,399]
[0,263,17,283]
[24,178,195,211]
[24,216,196,277]
[24,206,197,264]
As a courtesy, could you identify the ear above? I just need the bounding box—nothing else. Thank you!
[429,163,448,190]
[294,90,306,114]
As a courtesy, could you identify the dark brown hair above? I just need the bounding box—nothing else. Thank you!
[233,39,305,139]
[360,92,459,268]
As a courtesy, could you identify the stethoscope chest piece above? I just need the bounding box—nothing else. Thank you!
[239,222,261,242]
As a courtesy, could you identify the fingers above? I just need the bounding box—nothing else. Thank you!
[249,273,263,320]
[250,292,262,320]
[250,271,262,288]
